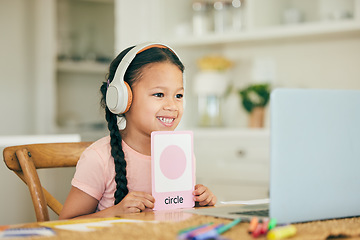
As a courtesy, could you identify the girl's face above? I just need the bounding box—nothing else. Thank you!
[124,62,184,138]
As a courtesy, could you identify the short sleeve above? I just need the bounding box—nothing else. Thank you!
[71,148,106,201]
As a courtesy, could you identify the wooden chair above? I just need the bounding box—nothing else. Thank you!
[3,142,92,222]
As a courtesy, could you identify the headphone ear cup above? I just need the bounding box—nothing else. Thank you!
[123,81,133,113]
[106,81,133,115]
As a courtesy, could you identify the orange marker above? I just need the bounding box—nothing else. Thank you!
[248,217,259,233]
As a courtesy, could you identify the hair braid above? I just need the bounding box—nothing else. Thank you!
[101,82,129,204]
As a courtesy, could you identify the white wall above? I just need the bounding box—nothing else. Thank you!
[0,1,68,224]
[0,0,36,225]
[0,0,56,136]
[0,0,35,135]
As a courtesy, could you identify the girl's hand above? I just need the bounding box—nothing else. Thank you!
[193,184,217,206]
[115,191,155,213]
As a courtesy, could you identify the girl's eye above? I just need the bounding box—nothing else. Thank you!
[153,93,164,98]
[176,94,184,99]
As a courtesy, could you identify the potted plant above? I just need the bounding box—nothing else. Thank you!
[238,83,270,128]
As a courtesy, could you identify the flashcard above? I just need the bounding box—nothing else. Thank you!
[151,131,195,211]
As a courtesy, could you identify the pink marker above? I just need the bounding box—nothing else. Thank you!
[252,222,263,238]
[260,218,270,234]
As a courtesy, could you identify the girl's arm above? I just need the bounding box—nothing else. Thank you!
[59,186,100,220]
[59,186,155,220]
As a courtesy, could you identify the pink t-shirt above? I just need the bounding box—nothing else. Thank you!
[71,136,151,211]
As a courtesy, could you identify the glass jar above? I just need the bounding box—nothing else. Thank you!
[193,71,229,127]
[192,0,210,36]
[213,0,231,33]
[230,0,244,31]
[198,95,223,127]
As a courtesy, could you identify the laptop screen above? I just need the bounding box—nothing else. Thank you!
[269,88,360,223]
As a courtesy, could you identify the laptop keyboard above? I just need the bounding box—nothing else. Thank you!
[231,209,269,217]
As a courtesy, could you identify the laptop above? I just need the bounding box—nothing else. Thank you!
[186,88,360,224]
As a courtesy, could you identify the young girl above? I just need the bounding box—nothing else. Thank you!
[59,43,216,219]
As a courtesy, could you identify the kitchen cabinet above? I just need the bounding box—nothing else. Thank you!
[163,0,360,47]
[194,128,270,201]
[115,0,360,46]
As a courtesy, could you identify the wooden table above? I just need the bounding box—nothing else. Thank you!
[5,207,360,240]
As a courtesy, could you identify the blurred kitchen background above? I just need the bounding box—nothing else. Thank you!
[1,0,360,224]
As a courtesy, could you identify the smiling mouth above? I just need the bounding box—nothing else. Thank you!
[157,117,175,124]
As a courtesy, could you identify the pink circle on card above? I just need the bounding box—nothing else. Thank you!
[159,145,187,180]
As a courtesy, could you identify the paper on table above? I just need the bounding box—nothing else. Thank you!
[220,198,269,205]
[0,227,55,237]
[40,218,157,232]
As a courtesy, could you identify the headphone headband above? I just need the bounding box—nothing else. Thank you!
[137,44,168,54]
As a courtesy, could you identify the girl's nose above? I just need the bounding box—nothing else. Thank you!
[164,97,178,111]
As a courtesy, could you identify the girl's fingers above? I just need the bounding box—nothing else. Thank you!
[192,185,217,206]
[193,184,207,196]
[131,192,155,203]
[198,195,213,206]
[209,195,217,206]
[201,195,217,206]
[124,193,154,210]
[127,207,141,213]
[194,191,208,202]
[142,198,155,209]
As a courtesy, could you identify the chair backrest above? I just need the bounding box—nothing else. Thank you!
[3,142,92,222]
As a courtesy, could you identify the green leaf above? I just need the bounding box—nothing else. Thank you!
[238,83,271,113]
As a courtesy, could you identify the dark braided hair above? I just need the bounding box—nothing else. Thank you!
[100,45,184,205]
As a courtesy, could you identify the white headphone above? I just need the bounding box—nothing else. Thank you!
[106,42,183,115]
